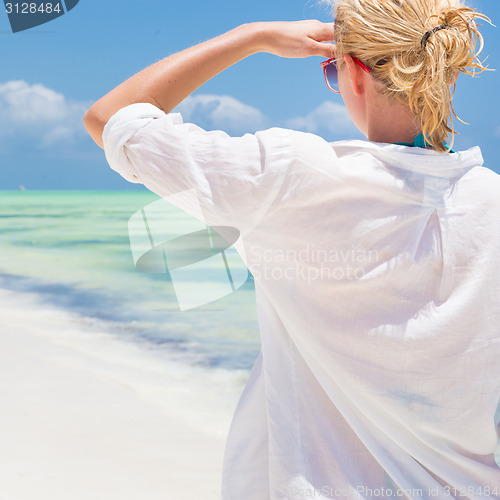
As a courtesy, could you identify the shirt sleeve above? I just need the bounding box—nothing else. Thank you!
[102,102,291,234]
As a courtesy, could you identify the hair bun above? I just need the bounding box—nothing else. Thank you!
[421,24,452,50]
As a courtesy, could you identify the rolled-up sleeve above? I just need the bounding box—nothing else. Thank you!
[102,103,291,233]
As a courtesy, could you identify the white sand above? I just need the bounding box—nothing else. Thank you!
[0,287,247,500]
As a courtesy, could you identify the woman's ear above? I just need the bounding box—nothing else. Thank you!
[343,55,364,97]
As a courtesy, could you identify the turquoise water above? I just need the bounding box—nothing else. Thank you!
[0,190,261,370]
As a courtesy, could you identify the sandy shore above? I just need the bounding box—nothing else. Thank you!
[0,287,243,500]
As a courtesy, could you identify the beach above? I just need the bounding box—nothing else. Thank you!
[0,191,260,500]
[0,285,241,500]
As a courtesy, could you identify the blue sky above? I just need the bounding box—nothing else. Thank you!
[1,0,499,190]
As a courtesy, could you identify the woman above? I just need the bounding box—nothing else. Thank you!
[84,0,500,498]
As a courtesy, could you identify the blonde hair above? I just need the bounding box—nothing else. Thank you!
[324,0,492,152]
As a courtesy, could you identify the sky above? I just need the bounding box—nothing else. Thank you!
[1,0,499,190]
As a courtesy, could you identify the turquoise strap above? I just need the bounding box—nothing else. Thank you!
[395,134,455,153]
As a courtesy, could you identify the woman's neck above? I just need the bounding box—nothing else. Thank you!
[365,91,421,145]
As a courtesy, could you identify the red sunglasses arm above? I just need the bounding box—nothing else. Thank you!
[353,57,371,73]
[320,58,335,68]
[320,56,371,73]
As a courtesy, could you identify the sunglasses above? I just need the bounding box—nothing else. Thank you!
[320,56,372,94]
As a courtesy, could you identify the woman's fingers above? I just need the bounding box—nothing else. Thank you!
[260,20,336,59]
[309,40,336,59]
[311,21,336,43]
[307,21,336,58]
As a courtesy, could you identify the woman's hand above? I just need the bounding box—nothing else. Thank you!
[257,20,335,59]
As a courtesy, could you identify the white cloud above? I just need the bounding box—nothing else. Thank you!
[0,82,360,154]
[173,94,270,136]
[285,101,359,139]
[0,80,89,149]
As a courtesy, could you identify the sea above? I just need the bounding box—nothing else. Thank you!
[0,190,261,434]
[0,190,260,363]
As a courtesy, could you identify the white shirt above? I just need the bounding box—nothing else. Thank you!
[103,103,500,500]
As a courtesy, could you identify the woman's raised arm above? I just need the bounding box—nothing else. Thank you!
[83,20,335,148]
